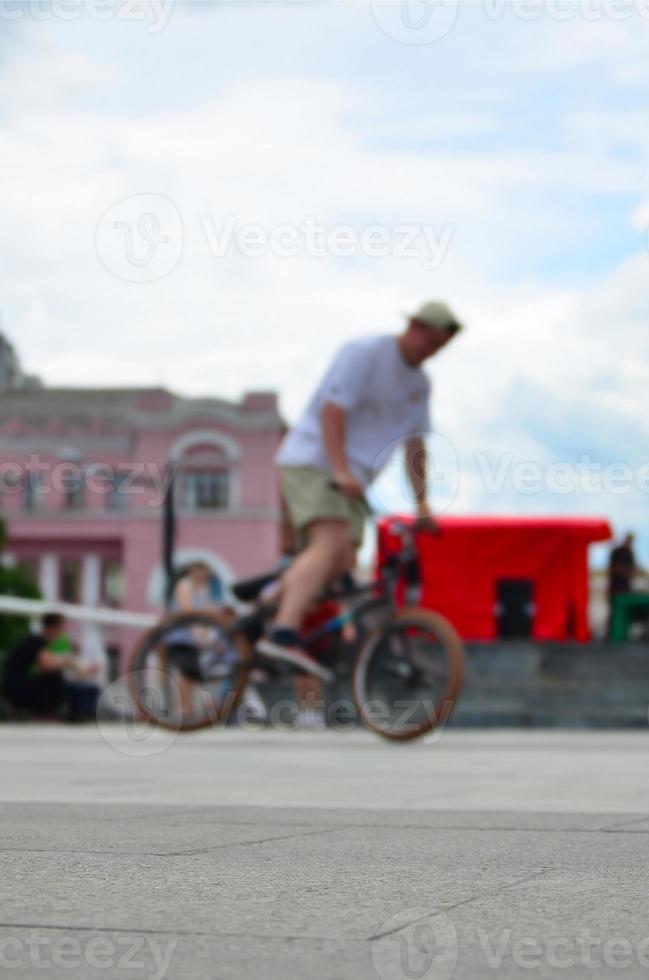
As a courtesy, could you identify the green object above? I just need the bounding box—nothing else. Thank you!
[49,634,73,655]
[610,592,649,642]
[28,633,73,676]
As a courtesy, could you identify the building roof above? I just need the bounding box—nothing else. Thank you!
[0,333,281,428]
[0,385,281,430]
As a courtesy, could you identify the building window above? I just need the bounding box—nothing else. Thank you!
[107,474,130,512]
[63,471,85,511]
[24,471,44,512]
[102,560,125,606]
[183,471,230,512]
[60,560,81,603]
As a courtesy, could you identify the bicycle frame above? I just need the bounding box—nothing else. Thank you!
[127,515,464,738]
[244,519,424,683]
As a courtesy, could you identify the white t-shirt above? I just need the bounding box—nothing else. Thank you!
[277,334,431,486]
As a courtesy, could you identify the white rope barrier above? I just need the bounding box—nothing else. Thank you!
[0,595,156,629]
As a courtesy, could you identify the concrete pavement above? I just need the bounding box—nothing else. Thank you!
[1,726,649,978]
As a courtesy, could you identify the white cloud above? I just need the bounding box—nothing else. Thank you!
[0,44,123,110]
[0,5,647,563]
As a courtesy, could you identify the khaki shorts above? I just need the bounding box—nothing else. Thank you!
[280,467,366,547]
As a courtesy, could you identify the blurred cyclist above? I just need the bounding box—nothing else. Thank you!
[258,300,463,673]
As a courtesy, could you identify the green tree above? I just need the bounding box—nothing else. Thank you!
[0,516,41,655]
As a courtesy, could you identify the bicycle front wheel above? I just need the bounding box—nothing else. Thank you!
[127,611,251,733]
[352,607,464,741]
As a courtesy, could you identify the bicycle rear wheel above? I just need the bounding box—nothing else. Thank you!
[128,611,251,732]
[352,607,464,741]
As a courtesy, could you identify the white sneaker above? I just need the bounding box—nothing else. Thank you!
[295,708,327,731]
[239,684,267,723]
[256,639,334,684]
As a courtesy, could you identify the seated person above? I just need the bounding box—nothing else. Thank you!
[2,613,89,719]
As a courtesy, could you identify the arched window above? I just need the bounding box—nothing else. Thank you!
[182,445,230,512]
[169,430,241,513]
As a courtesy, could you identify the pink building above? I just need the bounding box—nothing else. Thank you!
[0,335,283,662]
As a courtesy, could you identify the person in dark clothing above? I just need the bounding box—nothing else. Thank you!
[2,613,78,717]
[609,533,637,595]
[607,533,638,639]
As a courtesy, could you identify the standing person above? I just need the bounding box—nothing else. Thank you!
[169,561,265,722]
[607,533,639,638]
[258,300,463,675]
[1,613,85,718]
[608,533,637,597]
[168,561,226,717]
[172,561,220,616]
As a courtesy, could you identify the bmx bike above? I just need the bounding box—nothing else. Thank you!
[127,517,464,741]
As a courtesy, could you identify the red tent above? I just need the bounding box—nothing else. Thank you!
[377,516,613,642]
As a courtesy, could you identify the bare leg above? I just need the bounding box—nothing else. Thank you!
[295,673,322,711]
[178,675,193,720]
[274,520,354,632]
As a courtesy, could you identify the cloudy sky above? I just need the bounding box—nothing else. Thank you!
[1,0,647,564]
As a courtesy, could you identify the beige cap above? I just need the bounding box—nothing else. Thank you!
[405,300,462,333]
